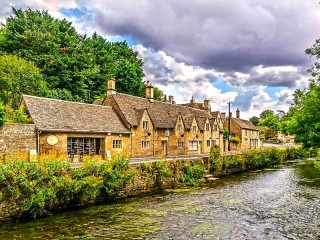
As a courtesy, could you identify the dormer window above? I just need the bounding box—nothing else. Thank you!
[206,123,210,131]
[143,121,149,130]
[177,123,182,132]
[192,126,197,133]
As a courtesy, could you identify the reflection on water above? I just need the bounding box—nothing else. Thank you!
[1,162,320,239]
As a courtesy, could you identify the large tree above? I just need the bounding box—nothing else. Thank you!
[285,37,320,147]
[0,8,146,103]
[0,54,48,109]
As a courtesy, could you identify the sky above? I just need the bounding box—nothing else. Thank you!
[1,0,320,120]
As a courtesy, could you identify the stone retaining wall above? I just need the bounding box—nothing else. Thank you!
[0,124,37,156]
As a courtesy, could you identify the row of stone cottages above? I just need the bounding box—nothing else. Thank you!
[0,79,260,161]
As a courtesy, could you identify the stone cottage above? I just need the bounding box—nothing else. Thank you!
[21,95,131,161]
[223,109,260,150]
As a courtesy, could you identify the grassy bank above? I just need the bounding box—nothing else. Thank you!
[0,146,310,221]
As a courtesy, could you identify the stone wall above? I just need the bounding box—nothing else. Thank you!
[0,124,37,156]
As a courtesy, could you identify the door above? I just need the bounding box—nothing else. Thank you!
[162,141,167,156]
[198,141,202,154]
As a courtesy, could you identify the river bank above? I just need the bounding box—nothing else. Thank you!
[0,160,319,239]
[0,146,309,222]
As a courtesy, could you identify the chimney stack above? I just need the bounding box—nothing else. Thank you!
[221,112,226,119]
[145,80,154,101]
[190,96,195,104]
[230,112,232,118]
[163,94,167,102]
[203,99,210,111]
[236,108,240,118]
[107,78,116,96]
[169,95,174,104]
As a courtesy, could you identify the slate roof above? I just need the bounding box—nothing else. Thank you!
[232,117,258,130]
[22,95,130,133]
[103,93,212,130]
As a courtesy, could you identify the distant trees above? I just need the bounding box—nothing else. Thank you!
[249,116,259,126]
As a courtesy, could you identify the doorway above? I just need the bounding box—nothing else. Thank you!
[162,141,167,156]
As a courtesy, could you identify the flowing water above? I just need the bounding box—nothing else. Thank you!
[1,161,320,239]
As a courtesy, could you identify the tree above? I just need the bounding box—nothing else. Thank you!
[259,110,274,119]
[249,116,260,126]
[285,36,320,147]
[0,54,48,109]
[0,8,145,103]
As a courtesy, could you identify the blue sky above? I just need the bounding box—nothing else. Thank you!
[0,1,319,119]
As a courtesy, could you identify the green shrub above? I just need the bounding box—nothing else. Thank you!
[180,162,206,186]
[229,137,240,144]
[0,156,134,218]
[209,145,220,174]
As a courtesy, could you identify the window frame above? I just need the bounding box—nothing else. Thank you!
[142,121,149,130]
[141,140,150,149]
[112,139,123,149]
[188,141,198,150]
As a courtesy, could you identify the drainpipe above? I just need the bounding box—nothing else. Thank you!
[37,129,41,159]
[130,126,133,156]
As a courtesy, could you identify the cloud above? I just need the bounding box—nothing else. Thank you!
[87,0,319,73]
[225,65,308,88]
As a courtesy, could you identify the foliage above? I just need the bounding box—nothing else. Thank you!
[314,161,320,171]
[209,145,220,173]
[286,84,320,148]
[283,36,320,147]
[211,147,308,176]
[258,110,281,132]
[249,116,260,126]
[180,162,206,186]
[4,106,32,124]
[0,102,5,127]
[223,128,229,139]
[153,87,164,101]
[0,156,134,218]
[0,8,145,103]
[229,137,240,144]
[0,54,48,109]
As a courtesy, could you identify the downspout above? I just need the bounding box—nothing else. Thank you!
[130,125,133,156]
[37,129,41,159]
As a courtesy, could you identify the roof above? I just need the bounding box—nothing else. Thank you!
[22,95,130,133]
[232,117,258,130]
[103,93,212,129]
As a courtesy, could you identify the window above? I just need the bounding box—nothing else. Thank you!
[206,140,211,147]
[214,124,218,131]
[143,121,149,130]
[192,126,197,133]
[112,140,122,149]
[206,123,210,131]
[245,130,248,136]
[212,140,216,146]
[177,124,182,132]
[67,137,101,155]
[189,141,198,150]
[178,141,184,148]
[141,141,150,149]
[244,138,248,144]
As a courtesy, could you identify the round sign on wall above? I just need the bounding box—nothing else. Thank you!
[47,135,58,145]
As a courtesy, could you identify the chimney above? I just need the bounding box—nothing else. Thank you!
[230,112,232,118]
[169,95,174,104]
[107,78,116,96]
[190,96,195,104]
[236,108,240,118]
[221,112,226,119]
[163,94,167,102]
[203,99,210,111]
[145,80,154,101]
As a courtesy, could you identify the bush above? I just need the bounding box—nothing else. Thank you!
[229,137,240,144]
[209,145,220,173]
[0,156,134,218]
[180,162,206,186]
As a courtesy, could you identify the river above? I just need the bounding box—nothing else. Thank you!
[1,161,320,239]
